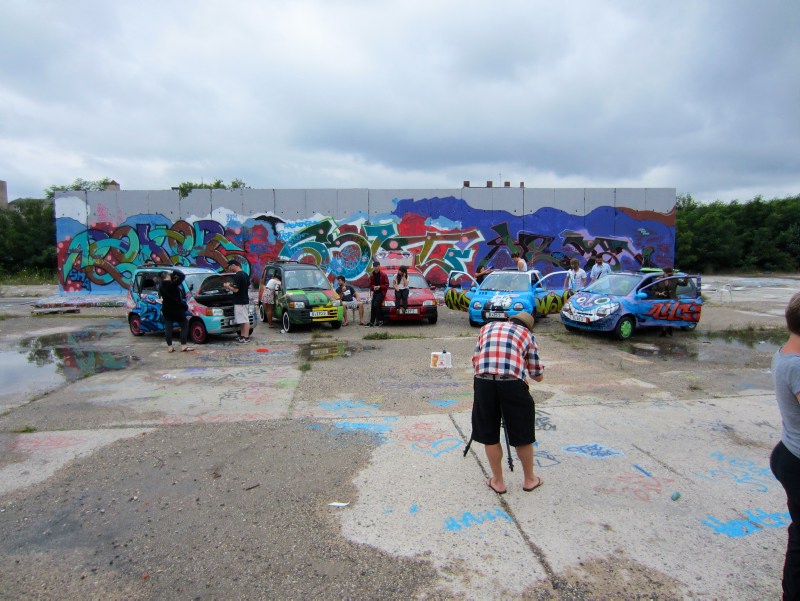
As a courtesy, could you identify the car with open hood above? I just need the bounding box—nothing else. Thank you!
[257,261,342,332]
[445,268,571,326]
[126,265,257,344]
[559,268,702,340]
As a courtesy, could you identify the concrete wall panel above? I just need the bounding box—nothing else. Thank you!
[55,186,676,293]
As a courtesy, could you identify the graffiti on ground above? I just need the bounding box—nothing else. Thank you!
[702,508,790,538]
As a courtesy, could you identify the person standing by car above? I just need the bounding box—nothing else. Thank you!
[157,270,193,353]
[770,292,800,599]
[563,258,587,291]
[224,259,252,343]
[512,252,527,271]
[393,266,409,314]
[589,255,612,283]
[475,265,494,285]
[469,312,544,494]
[336,275,364,326]
[264,272,281,328]
[366,260,389,327]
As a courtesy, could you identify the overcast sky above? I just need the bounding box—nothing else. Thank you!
[1,1,798,204]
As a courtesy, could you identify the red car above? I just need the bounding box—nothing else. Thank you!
[376,266,438,324]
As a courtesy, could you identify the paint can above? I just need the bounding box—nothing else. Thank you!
[430,350,452,369]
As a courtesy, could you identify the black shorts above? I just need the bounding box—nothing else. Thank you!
[471,376,536,446]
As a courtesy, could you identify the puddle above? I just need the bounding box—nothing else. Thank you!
[1,326,135,402]
[300,341,375,361]
[620,329,785,362]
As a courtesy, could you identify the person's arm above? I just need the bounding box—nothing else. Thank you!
[525,334,544,382]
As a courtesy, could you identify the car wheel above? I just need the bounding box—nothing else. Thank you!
[681,322,698,331]
[331,319,342,329]
[129,314,144,336]
[428,313,438,324]
[564,325,578,333]
[258,303,267,322]
[469,317,481,327]
[282,311,292,333]
[614,315,635,340]
[189,319,208,344]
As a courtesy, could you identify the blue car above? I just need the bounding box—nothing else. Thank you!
[445,268,571,327]
[126,266,257,344]
[560,269,702,340]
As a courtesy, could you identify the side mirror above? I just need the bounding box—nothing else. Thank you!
[635,292,647,300]
[470,286,477,292]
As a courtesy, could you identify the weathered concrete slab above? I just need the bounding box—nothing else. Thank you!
[0,428,152,497]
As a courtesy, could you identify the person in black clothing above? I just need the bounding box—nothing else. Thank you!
[366,260,389,327]
[158,270,193,353]
[224,259,252,343]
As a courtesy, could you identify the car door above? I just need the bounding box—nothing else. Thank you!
[530,270,571,316]
[444,270,477,312]
[133,270,164,330]
[635,275,703,328]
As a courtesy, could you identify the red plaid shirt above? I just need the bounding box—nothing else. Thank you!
[472,321,543,381]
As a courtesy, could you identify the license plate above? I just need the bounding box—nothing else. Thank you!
[405,308,419,314]
[310,310,329,317]
[487,311,506,319]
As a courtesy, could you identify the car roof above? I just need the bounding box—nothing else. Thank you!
[135,265,217,274]
[267,261,323,270]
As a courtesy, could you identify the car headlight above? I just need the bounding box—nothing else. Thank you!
[384,300,395,307]
[422,300,434,306]
[512,302,524,311]
[502,298,512,309]
[211,307,224,316]
[472,301,482,310]
[593,302,619,318]
[289,301,305,309]
[332,299,341,306]
[561,304,573,316]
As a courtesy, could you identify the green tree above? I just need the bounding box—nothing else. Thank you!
[44,177,114,201]
[175,179,249,199]
[0,199,56,274]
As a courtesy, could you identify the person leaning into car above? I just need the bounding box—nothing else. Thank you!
[157,269,193,353]
[366,260,389,327]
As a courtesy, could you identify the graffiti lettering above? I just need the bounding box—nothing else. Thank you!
[62,220,246,291]
[645,301,701,322]
[693,452,776,493]
[702,508,790,538]
[444,508,512,531]
[595,472,675,502]
[562,442,624,459]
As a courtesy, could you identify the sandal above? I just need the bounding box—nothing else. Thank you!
[167,347,175,353]
[181,347,195,352]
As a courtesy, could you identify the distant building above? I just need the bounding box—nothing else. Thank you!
[0,180,7,209]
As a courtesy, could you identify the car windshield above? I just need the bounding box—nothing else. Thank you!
[184,273,216,293]
[480,272,529,292]
[584,273,640,296]
[407,274,429,289]
[284,269,332,290]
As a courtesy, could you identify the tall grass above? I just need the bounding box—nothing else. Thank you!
[0,269,58,286]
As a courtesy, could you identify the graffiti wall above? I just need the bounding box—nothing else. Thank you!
[55,187,676,294]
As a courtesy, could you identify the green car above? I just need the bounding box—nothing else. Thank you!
[257,261,343,332]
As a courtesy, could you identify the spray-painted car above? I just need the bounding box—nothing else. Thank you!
[560,269,702,340]
[257,260,342,332]
[126,266,257,344]
[446,269,571,327]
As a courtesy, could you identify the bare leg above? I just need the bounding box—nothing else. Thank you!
[484,443,506,492]
[515,444,539,489]
[266,304,274,326]
[358,303,365,324]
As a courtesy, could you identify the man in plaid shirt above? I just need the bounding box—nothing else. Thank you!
[471,312,544,494]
